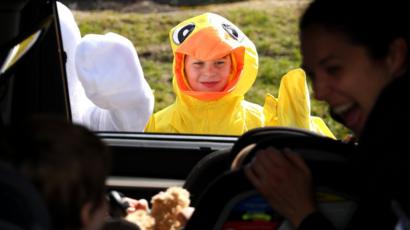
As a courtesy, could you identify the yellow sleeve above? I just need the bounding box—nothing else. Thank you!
[264,68,310,129]
[310,116,336,139]
[264,68,334,138]
[144,116,156,132]
[263,93,279,126]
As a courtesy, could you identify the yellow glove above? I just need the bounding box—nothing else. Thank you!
[264,68,335,138]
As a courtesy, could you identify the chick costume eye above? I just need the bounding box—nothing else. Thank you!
[222,23,240,41]
[172,23,195,45]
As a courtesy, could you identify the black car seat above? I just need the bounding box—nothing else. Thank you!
[184,134,359,230]
[229,127,320,158]
[183,127,321,206]
[0,162,51,230]
[183,148,232,206]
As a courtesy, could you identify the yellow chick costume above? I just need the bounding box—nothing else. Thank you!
[145,13,333,137]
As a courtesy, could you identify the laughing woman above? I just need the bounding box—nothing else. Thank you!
[246,0,410,229]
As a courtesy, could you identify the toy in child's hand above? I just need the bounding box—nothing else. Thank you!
[126,186,191,230]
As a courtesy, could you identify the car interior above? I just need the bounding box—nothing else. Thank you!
[0,0,361,229]
[184,129,359,230]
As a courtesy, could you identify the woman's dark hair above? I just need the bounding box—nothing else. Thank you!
[300,0,410,63]
[6,115,111,230]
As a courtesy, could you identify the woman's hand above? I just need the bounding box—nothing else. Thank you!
[245,147,316,228]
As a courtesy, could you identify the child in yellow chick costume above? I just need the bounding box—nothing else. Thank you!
[145,12,333,137]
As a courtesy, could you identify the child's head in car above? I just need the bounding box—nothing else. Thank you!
[7,116,111,230]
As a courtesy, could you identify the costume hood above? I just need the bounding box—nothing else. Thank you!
[145,13,262,135]
[170,12,258,101]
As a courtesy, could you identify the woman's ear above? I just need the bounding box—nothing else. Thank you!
[81,202,93,228]
[387,37,408,77]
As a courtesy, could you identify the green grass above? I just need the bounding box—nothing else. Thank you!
[74,0,350,139]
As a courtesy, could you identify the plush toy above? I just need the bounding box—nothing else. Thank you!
[126,187,191,230]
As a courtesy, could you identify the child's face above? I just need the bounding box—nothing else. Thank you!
[184,55,231,92]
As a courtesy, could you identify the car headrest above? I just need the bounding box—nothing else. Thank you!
[185,134,359,230]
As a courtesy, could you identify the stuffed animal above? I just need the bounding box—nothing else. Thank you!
[126,187,192,230]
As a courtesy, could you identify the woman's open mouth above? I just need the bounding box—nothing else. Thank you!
[332,102,363,134]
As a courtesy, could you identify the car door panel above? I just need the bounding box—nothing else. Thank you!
[100,133,236,199]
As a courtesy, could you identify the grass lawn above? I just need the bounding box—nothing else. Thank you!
[73,0,350,138]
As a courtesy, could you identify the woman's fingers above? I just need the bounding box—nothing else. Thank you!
[283,148,310,175]
[245,147,288,195]
[244,146,316,228]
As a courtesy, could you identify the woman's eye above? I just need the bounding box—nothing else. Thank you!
[326,66,341,76]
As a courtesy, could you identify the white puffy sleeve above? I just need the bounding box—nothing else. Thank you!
[74,32,154,132]
[57,1,96,128]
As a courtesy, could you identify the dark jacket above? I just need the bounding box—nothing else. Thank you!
[300,75,410,229]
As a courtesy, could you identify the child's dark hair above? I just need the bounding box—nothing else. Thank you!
[6,115,111,230]
[101,219,141,230]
